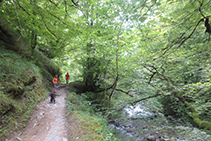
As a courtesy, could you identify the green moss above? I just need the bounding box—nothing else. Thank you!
[184,101,190,106]
[184,101,196,113]
[187,105,196,112]
[193,118,201,126]
[192,112,199,119]
[200,121,211,130]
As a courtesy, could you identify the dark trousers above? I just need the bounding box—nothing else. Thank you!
[49,92,56,103]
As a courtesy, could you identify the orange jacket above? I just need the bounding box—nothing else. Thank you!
[53,77,58,84]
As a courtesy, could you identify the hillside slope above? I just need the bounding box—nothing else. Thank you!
[0,20,61,139]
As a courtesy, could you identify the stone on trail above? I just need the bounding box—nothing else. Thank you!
[16,137,23,141]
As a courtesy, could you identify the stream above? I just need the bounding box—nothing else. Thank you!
[109,102,211,141]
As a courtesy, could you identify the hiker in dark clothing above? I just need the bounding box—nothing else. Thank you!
[49,92,56,104]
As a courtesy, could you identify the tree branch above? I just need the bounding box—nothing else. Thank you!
[115,88,134,97]
[14,0,30,16]
[46,9,68,26]
[162,18,203,56]
[148,72,156,84]
[33,3,58,39]
[71,0,78,7]
[131,93,161,105]
[49,0,58,7]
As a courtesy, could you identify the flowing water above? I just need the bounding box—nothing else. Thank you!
[109,103,211,141]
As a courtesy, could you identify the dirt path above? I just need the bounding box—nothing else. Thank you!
[6,87,68,141]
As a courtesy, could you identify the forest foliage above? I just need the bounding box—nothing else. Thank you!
[1,0,211,133]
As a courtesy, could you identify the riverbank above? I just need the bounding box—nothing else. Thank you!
[109,102,211,141]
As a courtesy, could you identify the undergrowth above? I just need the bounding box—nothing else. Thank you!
[66,91,119,141]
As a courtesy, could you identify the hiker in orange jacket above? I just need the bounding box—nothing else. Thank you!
[53,75,58,92]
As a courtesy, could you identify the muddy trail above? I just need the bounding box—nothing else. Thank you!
[6,86,68,141]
